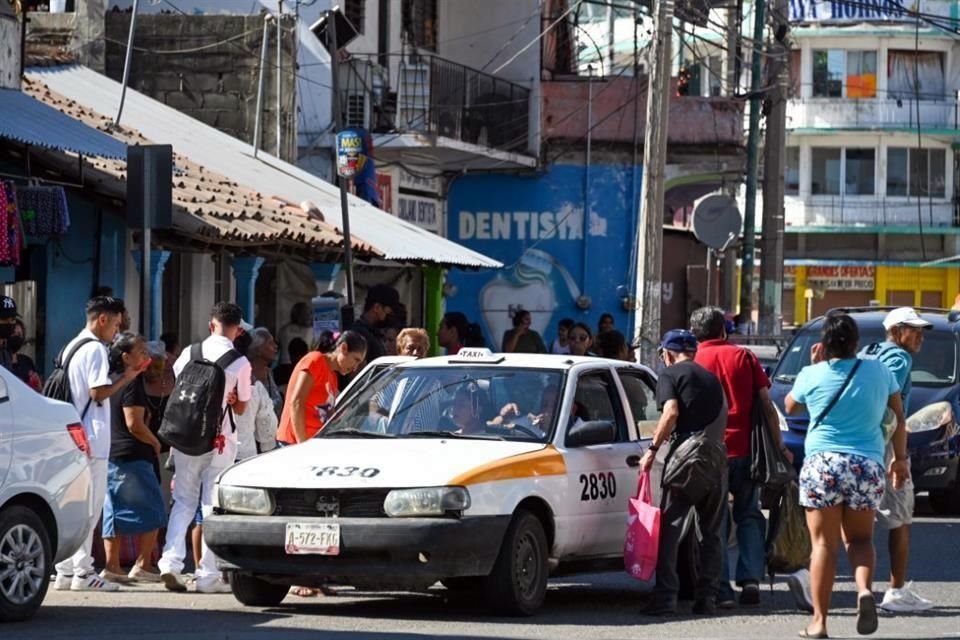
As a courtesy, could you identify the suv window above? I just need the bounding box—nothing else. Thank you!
[568,371,628,442]
[774,321,958,387]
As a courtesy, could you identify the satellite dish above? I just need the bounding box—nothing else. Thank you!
[692,194,742,250]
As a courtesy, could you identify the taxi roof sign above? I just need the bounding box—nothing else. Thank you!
[449,348,505,364]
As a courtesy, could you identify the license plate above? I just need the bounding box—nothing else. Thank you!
[284,523,340,555]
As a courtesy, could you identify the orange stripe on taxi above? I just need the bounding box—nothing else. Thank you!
[448,446,566,486]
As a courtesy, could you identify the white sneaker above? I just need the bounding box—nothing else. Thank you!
[160,572,188,593]
[195,577,232,594]
[786,568,814,613]
[128,565,163,583]
[53,574,73,591]
[880,582,934,612]
[70,573,120,592]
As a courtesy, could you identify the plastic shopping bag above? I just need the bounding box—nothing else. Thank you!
[624,470,660,581]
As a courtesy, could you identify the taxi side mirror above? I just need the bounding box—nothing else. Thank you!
[566,420,616,448]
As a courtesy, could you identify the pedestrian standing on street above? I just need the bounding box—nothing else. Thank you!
[438,311,469,355]
[502,309,547,354]
[275,331,367,445]
[54,296,146,592]
[158,302,252,594]
[551,318,575,354]
[785,313,908,638]
[598,312,615,335]
[234,329,279,460]
[8,317,42,391]
[567,322,596,357]
[690,306,792,607]
[787,308,934,615]
[640,329,727,616]
[101,332,166,585]
[248,327,283,417]
[350,285,400,369]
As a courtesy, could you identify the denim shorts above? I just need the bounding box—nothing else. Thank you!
[103,459,167,537]
[799,451,885,511]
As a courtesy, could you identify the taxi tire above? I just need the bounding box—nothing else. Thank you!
[0,506,52,622]
[228,572,289,607]
[483,510,548,616]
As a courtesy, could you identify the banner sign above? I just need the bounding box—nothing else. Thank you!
[789,0,951,22]
[398,194,441,234]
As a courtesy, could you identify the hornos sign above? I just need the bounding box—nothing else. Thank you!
[789,0,950,22]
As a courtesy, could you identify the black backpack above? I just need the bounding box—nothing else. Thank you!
[42,337,98,420]
[158,343,242,456]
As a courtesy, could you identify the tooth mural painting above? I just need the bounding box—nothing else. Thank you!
[447,164,641,350]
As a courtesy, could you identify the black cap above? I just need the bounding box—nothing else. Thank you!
[366,284,400,310]
[0,296,16,320]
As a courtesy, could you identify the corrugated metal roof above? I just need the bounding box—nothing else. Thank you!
[21,79,366,255]
[25,65,502,270]
[0,87,128,160]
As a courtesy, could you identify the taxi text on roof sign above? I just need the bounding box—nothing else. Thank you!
[453,348,499,361]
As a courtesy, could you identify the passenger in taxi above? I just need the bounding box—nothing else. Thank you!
[491,386,561,436]
[451,383,490,435]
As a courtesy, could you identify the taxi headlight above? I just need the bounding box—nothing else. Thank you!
[384,487,470,517]
[217,485,274,516]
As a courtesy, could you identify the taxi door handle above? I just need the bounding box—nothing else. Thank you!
[625,455,641,468]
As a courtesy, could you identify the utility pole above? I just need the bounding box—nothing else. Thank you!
[759,0,788,335]
[276,1,283,158]
[738,0,766,333]
[633,0,674,365]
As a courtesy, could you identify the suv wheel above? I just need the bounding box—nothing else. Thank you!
[483,510,548,616]
[0,506,52,622]
[229,572,289,607]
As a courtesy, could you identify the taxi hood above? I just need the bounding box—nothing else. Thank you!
[218,438,553,489]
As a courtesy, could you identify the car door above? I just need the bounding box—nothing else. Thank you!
[0,373,13,488]
[560,367,642,557]
[617,367,669,503]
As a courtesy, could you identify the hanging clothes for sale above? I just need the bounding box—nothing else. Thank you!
[17,185,71,236]
[0,181,22,266]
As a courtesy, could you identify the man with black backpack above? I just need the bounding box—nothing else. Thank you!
[51,296,145,592]
[157,302,252,594]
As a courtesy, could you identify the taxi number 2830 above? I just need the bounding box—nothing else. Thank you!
[579,472,616,501]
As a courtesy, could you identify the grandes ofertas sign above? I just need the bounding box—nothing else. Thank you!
[785,265,876,290]
[789,0,951,22]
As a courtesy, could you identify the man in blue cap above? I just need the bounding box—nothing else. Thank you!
[640,329,728,616]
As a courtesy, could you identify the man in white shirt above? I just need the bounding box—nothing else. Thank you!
[159,302,253,593]
[54,296,145,592]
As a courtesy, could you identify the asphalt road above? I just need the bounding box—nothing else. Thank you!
[10,500,960,640]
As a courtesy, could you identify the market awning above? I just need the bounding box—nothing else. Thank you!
[0,88,127,160]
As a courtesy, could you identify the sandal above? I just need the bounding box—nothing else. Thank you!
[289,586,320,598]
[857,592,878,635]
[798,629,828,639]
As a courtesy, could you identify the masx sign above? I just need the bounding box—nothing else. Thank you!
[447,164,641,349]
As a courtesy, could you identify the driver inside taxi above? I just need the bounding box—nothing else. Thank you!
[491,386,560,435]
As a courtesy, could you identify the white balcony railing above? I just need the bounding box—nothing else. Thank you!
[785,196,956,227]
[787,98,960,130]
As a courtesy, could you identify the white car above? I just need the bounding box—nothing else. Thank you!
[0,368,93,622]
[206,349,660,615]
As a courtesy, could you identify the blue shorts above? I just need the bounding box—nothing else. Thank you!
[103,459,167,537]
[799,452,885,511]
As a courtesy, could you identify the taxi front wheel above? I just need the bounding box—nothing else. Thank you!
[228,572,289,607]
[483,510,548,616]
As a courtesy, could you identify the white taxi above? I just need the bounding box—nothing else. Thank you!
[205,349,659,615]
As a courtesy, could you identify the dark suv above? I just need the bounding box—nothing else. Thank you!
[769,307,960,515]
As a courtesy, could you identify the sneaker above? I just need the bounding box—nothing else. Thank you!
[693,597,717,615]
[160,572,188,593]
[99,569,134,584]
[53,574,73,591]
[195,577,232,594]
[70,573,120,592]
[787,569,814,613]
[717,596,737,610]
[739,582,761,607]
[880,582,934,613]
[128,565,162,583]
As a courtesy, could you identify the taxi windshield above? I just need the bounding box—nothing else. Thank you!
[321,366,564,443]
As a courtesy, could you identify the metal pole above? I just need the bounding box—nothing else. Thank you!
[115,0,140,127]
[759,0,788,335]
[582,66,593,292]
[705,248,712,306]
[633,0,674,365]
[328,11,357,312]
[276,1,283,158]
[738,0,766,332]
[141,151,152,341]
[252,14,271,158]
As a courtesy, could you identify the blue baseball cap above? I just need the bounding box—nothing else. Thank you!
[659,329,698,353]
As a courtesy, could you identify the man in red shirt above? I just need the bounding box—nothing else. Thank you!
[691,306,792,607]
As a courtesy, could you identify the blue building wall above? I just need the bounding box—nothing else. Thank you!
[37,195,126,373]
[447,163,641,349]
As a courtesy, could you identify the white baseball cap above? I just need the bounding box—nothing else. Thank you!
[882,307,933,331]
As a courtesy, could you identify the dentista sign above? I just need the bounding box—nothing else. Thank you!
[789,0,951,22]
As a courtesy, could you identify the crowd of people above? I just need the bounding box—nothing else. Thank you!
[0,285,933,629]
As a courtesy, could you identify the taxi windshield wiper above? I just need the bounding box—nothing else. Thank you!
[320,429,394,438]
[401,430,505,441]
